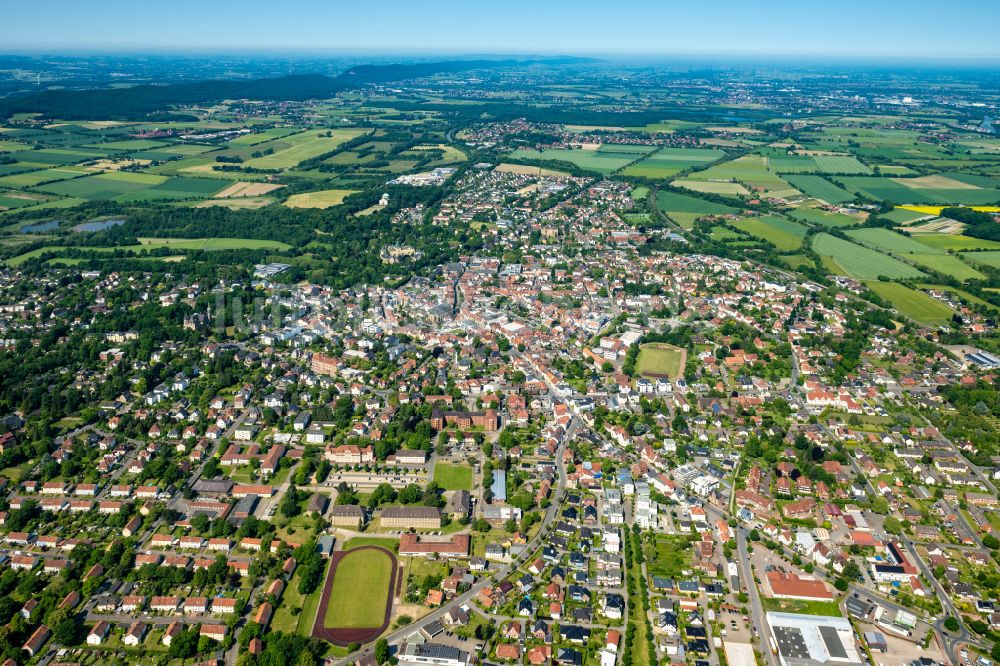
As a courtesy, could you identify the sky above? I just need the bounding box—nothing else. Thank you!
[5,0,1000,59]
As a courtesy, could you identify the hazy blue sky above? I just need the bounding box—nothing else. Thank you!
[6,0,1000,58]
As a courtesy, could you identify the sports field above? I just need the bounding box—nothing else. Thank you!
[865,281,955,327]
[244,128,371,169]
[283,189,359,209]
[322,547,394,629]
[432,463,473,492]
[811,233,926,280]
[635,342,685,380]
[732,216,807,251]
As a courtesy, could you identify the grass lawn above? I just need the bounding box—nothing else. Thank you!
[432,462,473,491]
[273,565,328,636]
[323,547,394,628]
[762,596,842,617]
[645,534,695,578]
[343,536,399,552]
[635,342,685,380]
[865,281,955,327]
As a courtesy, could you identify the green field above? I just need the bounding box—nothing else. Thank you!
[323,548,393,629]
[732,216,808,251]
[962,251,1000,269]
[621,147,724,179]
[507,147,639,174]
[284,189,359,209]
[787,206,859,228]
[838,176,1000,205]
[845,228,944,255]
[244,128,371,169]
[906,254,985,282]
[914,234,1000,251]
[812,233,926,280]
[769,154,871,175]
[432,463,473,492]
[645,534,695,578]
[655,189,738,228]
[6,237,291,266]
[761,597,843,617]
[865,281,955,326]
[635,342,685,379]
[784,175,854,204]
[33,171,167,200]
[684,154,798,196]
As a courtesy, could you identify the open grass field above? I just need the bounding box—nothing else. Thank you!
[272,565,327,636]
[645,534,695,578]
[244,128,371,169]
[881,207,932,224]
[905,254,985,281]
[506,147,638,174]
[620,147,724,179]
[322,548,393,629]
[788,206,859,227]
[684,154,799,196]
[5,237,291,266]
[845,228,944,255]
[635,342,685,380]
[732,215,807,251]
[283,189,358,209]
[769,154,871,174]
[962,251,1000,269]
[33,171,166,200]
[0,166,92,188]
[812,233,926,280]
[913,234,1000,251]
[228,128,301,146]
[116,175,228,202]
[432,463,473,492]
[865,281,955,327]
[672,179,749,196]
[655,189,738,229]
[761,597,843,617]
[494,162,569,177]
[784,175,854,204]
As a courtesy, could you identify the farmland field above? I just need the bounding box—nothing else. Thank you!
[635,342,685,380]
[243,128,371,169]
[913,234,1000,251]
[621,147,724,179]
[494,162,569,177]
[284,189,359,209]
[769,154,871,175]
[33,171,167,200]
[811,233,926,279]
[507,147,639,174]
[787,206,859,227]
[732,216,808,251]
[962,251,1000,269]
[655,190,737,229]
[905,254,985,281]
[684,154,799,196]
[845,228,944,255]
[784,175,854,204]
[865,281,955,327]
[672,179,749,196]
[322,547,393,629]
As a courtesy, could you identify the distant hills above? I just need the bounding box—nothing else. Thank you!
[0,57,582,121]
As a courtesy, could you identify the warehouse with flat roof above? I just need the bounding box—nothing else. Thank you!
[766,612,863,666]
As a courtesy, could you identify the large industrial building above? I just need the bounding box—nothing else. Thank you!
[766,612,864,666]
